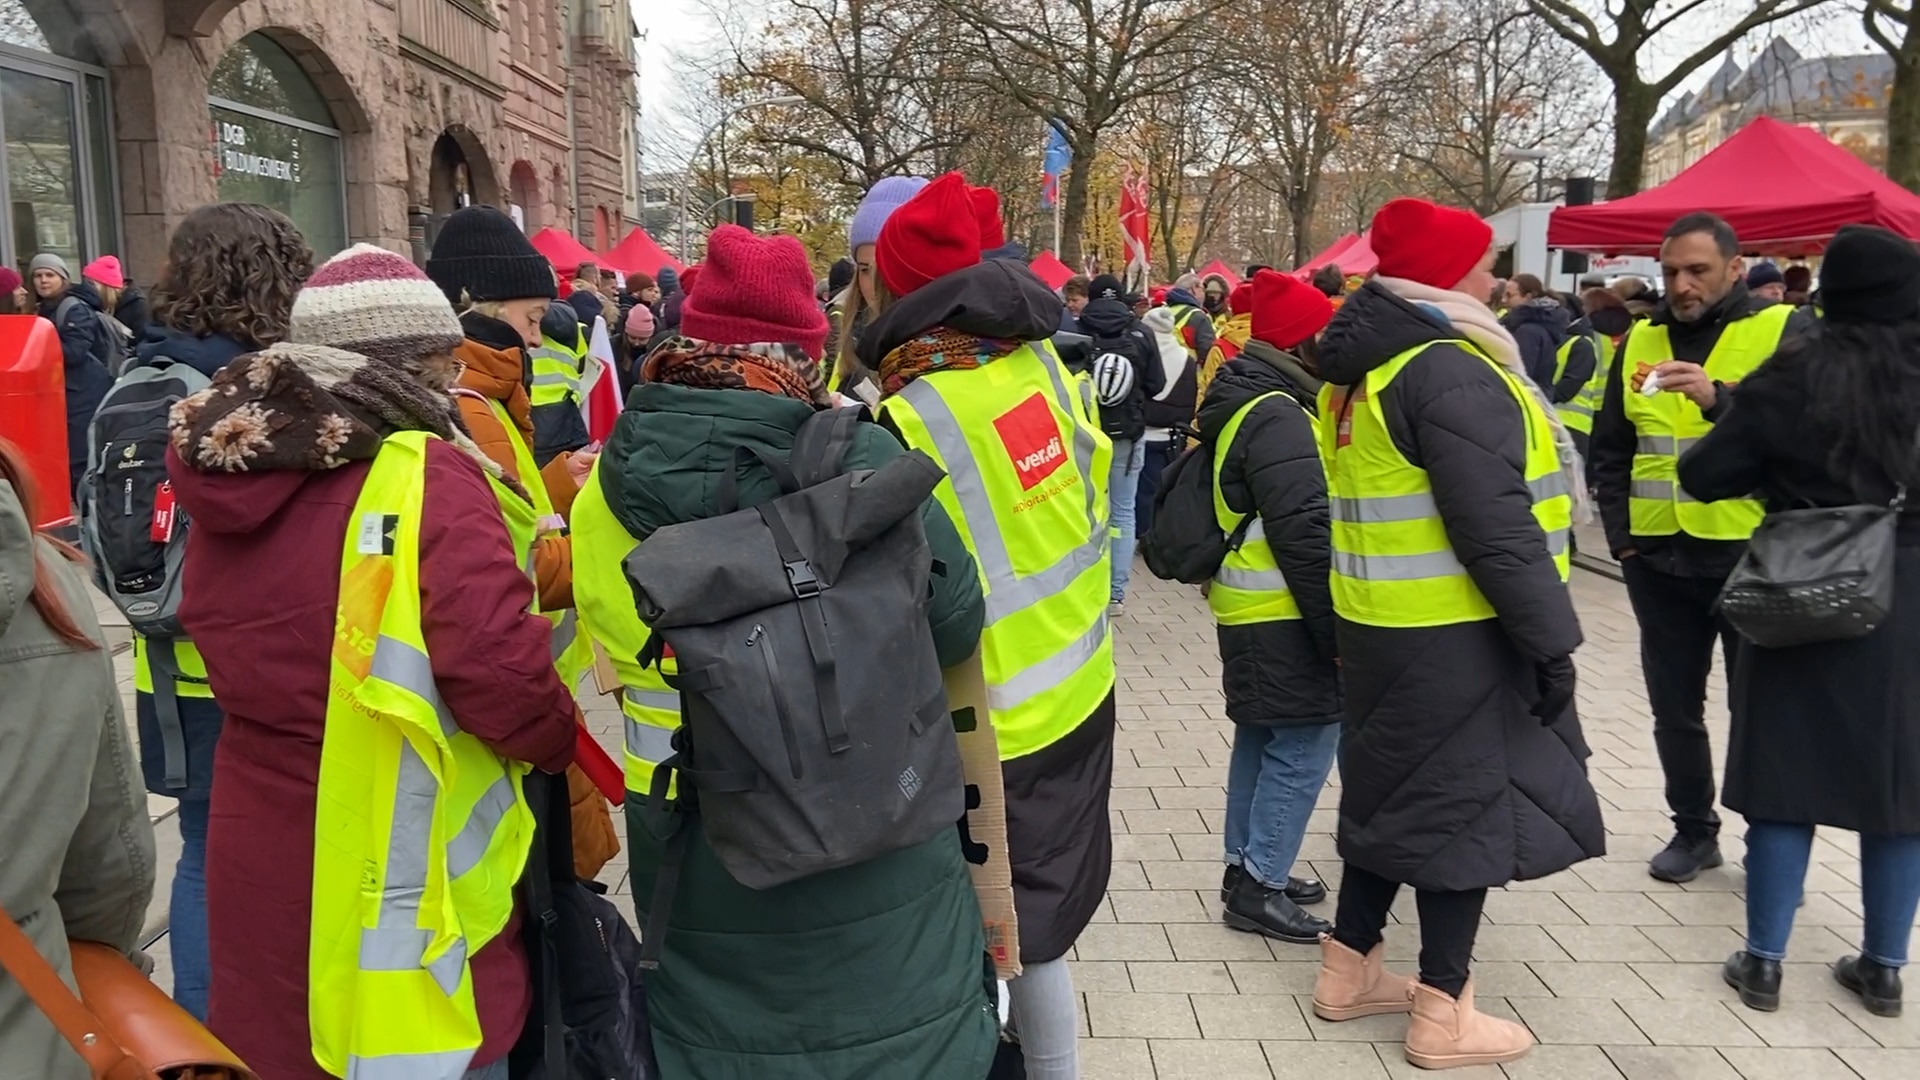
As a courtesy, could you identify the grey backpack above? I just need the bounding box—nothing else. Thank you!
[623,409,964,960]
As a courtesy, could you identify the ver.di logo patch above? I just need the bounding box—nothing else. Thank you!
[993,391,1066,490]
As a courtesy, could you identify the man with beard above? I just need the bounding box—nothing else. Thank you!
[1590,212,1811,885]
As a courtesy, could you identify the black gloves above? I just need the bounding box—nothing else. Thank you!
[1532,655,1577,721]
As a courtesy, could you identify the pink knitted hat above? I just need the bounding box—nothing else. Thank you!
[82,255,125,290]
[290,244,465,364]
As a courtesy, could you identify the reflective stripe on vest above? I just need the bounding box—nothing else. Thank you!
[568,458,681,794]
[132,634,216,698]
[1320,340,1573,629]
[1552,335,1594,435]
[1563,332,1615,436]
[478,398,593,689]
[1620,306,1790,540]
[528,331,584,408]
[311,431,535,1079]
[1208,391,1313,626]
[878,341,1116,759]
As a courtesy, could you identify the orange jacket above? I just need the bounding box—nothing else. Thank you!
[454,337,577,610]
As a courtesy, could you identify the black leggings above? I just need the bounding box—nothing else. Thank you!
[1332,862,1487,998]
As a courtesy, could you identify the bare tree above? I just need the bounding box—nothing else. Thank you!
[1125,82,1247,272]
[1865,0,1920,191]
[1526,0,1838,196]
[928,0,1231,264]
[1402,0,1607,215]
[1225,0,1429,265]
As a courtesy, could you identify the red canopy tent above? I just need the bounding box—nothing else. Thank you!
[528,226,598,271]
[1028,250,1075,289]
[1335,234,1378,276]
[1549,116,1920,256]
[1196,259,1240,286]
[1295,233,1360,275]
[599,226,684,277]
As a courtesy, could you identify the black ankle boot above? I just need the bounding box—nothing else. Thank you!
[1723,950,1782,1012]
[1834,955,1903,1018]
[1220,864,1245,903]
[1223,874,1331,944]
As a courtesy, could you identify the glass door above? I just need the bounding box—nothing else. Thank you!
[1,65,83,273]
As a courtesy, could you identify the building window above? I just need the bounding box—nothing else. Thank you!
[0,0,117,273]
[209,33,348,257]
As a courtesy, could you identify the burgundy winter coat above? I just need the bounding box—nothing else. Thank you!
[168,439,577,1078]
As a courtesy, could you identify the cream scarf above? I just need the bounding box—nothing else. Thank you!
[1372,276,1593,523]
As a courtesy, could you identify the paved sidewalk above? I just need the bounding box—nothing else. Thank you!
[1063,570,1918,1079]
[123,568,1919,1077]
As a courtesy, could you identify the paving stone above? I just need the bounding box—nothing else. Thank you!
[1470,961,1555,999]
[1638,925,1747,964]
[1472,924,1577,962]
[1715,1047,1860,1079]
[1071,960,1137,993]
[1165,922,1282,962]
[1190,993,1311,1041]
[1627,962,1737,1000]
[1085,992,1200,1039]
[1141,859,1228,892]
[1226,960,1322,996]
[1149,1038,1274,1078]
[1076,924,1176,962]
[1483,891,1586,926]
[1152,785,1226,810]
[1510,998,1650,1046]
[1128,961,1239,995]
[1729,1002,1878,1048]
[1525,962,1659,999]
[1616,999,1764,1047]
[1835,1047,1920,1079]
[1110,889,1211,923]
[1260,1041,1393,1077]
[1647,891,1749,927]
[1600,1046,1741,1079]
[1113,833,1181,862]
[1109,787,1162,811]
[1079,1036,1156,1080]
[1124,808,1208,834]
[1497,1044,1629,1079]
[1558,891,1678,927]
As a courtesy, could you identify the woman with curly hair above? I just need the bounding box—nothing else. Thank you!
[132,202,311,1021]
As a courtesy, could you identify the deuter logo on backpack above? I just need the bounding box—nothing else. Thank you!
[994,392,1065,490]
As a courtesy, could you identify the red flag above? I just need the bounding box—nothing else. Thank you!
[1118,166,1151,287]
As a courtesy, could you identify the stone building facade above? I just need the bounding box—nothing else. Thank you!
[1,0,639,280]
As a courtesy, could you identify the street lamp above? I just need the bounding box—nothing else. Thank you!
[1499,147,1552,203]
[679,95,805,257]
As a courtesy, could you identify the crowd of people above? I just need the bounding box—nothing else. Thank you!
[1,170,1916,1079]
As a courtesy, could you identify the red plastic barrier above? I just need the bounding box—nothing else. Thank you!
[0,316,70,527]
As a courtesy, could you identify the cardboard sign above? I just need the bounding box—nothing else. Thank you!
[945,650,1021,979]
[591,641,621,697]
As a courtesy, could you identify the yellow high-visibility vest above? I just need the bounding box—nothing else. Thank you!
[480,398,594,692]
[310,431,536,1079]
[1620,305,1792,540]
[1551,332,1609,436]
[876,341,1116,759]
[529,327,585,410]
[1208,392,1315,626]
[1320,340,1572,628]
[568,459,681,796]
[132,635,215,698]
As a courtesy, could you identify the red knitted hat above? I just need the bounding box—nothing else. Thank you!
[1369,197,1494,290]
[969,185,1006,250]
[680,227,829,357]
[1250,270,1333,350]
[1227,280,1255,315]
[877,173,981,296]
[679,264,702,296]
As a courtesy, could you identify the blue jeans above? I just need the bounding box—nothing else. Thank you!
[1136,438,1174,543]
[170,794,211,1021]
[1745,820,1920,967]
[1109,438,1146,602]
[1222,723,1340,887]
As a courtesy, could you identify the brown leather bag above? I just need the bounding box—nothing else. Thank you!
[0,906,257,1079]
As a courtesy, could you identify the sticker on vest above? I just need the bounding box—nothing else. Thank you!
[994,391,1067,491]
[358,512,399,556]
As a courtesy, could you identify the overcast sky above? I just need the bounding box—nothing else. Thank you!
[627,0,1883,173]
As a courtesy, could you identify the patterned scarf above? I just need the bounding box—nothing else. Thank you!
[642,337,831,407]
[877,328,1025,397]
[168,342,525,499]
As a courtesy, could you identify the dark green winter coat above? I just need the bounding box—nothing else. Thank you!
[600,381,997,1080]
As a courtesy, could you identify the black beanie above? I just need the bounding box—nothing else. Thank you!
[1088,274,1125,301]
[425,206,557,305]
[1818,225,1920,326]
[827,257,856,297]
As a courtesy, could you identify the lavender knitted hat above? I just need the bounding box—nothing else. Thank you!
[848,176,929,251]
[291,244,466,365]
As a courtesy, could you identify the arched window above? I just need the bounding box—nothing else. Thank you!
[209,33,347,256]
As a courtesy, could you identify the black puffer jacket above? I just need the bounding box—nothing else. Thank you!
[1317,282,1604,890]
[1501,296,1569,391]
[1196,340,1339,726]
[1075,297,1165,442]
